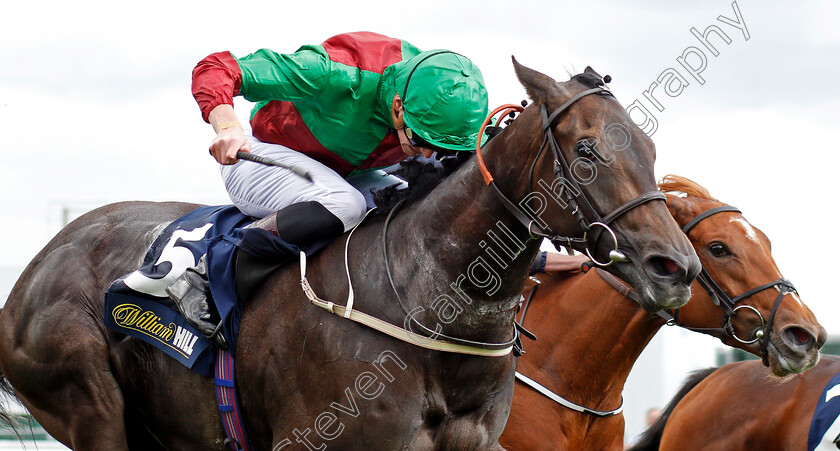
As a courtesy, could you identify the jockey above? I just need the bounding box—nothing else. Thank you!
[167,32,490,337]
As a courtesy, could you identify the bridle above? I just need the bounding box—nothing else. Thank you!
[513,204,795,415]
[376,85,670,355]
[374,83,666,354]
[659,205,795,367]
[476,87,666,267]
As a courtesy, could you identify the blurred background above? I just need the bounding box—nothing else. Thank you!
[1,0,838,448]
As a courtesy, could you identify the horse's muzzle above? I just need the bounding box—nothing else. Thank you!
[633,252,701,310]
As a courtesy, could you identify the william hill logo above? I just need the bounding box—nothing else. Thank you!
[112,303,199,357]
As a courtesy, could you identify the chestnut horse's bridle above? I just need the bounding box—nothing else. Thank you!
[476,87,667,267]
[661,205,796,367]
[514,205,796,417]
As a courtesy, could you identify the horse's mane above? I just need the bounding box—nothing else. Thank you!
[658,174,719,201]
[371,152,473,213]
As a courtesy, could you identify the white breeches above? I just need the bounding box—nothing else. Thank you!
[220,136,405,232]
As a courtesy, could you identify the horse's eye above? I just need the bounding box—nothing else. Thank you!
[709,242,730,257]
[575,139,598,160]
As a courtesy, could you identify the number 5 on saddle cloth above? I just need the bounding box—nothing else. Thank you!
[104,204,331,376]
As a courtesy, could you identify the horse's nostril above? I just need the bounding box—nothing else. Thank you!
[662,259,679,275]
[647,257,681,277]
[791,328,812,345]
[782,327,814,349]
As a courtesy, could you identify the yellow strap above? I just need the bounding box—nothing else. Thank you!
[299,252,513,357]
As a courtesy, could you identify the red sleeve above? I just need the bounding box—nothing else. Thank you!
[191,51,242,122]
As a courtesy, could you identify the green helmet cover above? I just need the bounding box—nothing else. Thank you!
[397,50,489,151]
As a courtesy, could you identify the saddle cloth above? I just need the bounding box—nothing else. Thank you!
[104,204,329,376]
[808,370,840,450]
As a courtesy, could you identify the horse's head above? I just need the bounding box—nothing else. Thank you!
[502,59,700,311]
[661,175,826,376]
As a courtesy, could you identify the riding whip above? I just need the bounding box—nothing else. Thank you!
[235,151,314,182]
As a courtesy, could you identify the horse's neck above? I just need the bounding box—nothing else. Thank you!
[519,271,664,413]
[388,120,544,341]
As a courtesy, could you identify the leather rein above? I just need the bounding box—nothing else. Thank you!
[375,87,667,356]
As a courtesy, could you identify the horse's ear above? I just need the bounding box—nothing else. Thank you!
[583,66,603,79]
[661,192,695,231]
[512,56,558,104]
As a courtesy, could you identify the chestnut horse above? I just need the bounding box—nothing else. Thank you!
[499,175,825,450]
[0,61,700,450]
[633,356,840,450]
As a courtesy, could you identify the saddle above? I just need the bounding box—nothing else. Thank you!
[103,204,331,375]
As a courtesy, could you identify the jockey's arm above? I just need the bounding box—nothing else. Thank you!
[530,251,590,275]
[193,47,330,166]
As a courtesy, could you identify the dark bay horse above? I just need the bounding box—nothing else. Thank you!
[633,356,840,450]
[0,61,700,450]
[499,175,825,451]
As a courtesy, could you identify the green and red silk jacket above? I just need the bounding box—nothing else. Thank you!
[192,32,423,177]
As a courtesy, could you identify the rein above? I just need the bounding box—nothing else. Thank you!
[512,203,796,414]
[475,88,667,267]
[298,88,669,358]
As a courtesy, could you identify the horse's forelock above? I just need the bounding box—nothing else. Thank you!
[658,174,718,201]
[570,72,605,89]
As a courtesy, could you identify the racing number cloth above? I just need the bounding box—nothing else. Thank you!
[809,371,840,450]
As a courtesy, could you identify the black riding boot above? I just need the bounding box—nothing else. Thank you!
[167,201,345,344]
[165,254,219,336]
[235,201,345,300]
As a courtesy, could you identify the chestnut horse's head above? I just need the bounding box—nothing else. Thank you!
[508,60,700,310]
[661,175,826,376]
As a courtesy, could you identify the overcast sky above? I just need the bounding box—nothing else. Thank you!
[1,0,838,333]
